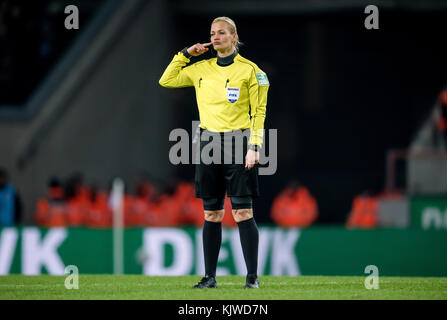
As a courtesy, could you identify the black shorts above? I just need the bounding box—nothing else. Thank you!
[194,128,260,199]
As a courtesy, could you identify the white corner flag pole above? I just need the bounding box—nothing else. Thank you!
[111,177,124,275]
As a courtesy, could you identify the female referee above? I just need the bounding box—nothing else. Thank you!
[159,16,269,289]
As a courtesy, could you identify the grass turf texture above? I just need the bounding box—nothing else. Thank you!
[0,275,446,300]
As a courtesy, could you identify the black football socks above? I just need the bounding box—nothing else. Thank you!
[203,220,222,277]
[237,217,259,277]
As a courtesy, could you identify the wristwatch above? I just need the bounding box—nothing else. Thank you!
[248,145,260,151]
[181,47,192,59]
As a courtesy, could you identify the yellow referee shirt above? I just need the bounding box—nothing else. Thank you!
[159,51,269,148]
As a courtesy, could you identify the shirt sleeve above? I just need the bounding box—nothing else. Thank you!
[159,51,195,88]
[248,66,269,148]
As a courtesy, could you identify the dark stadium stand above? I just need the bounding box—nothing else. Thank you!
[0,0,105,106]
[1,1,446,227]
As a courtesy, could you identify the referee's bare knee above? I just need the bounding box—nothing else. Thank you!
[232,209,253,222]
[204,210,224,222]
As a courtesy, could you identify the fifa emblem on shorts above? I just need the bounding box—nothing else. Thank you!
[226,87,240,103]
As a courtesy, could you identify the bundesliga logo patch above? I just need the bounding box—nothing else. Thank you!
[256,72,269,86]
[226,87,240,103]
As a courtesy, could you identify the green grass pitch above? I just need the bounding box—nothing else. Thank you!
[0,275,446,300]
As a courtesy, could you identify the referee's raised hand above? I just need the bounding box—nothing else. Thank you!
[187,42,213,56]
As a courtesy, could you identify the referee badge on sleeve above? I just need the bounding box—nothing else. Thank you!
[256,72,269,86]
[226,87,240,103]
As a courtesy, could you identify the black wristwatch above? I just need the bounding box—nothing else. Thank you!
[248,145,260,151]
[181,47,192,59]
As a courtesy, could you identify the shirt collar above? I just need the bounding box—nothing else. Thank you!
[217,50,238,67]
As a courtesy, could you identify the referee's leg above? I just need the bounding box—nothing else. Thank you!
[193,197,225,288]
[202,206,224,279]
[232,196,260,288]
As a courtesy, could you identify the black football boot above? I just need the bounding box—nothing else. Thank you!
[193,275,218,289]
[244,274,260,289]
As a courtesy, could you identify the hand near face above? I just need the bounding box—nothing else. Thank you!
[187,42,213,56]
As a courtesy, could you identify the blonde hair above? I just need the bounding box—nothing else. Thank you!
[212,16,242,51]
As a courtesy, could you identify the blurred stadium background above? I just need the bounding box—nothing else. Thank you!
[1,0,447,278]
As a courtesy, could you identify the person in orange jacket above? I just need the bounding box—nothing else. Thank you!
[271,181,318,227]
[84,185,112,228]
[35,177,67,227]
[271,185,295,227]
[183,195,204,226]
[176,181,204,227]
[346,191,378,229]
[140,182,181,227]
[64,173,91,226]
[292,187,318,227]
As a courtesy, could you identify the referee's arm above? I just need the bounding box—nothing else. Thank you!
[159,51,194,88]
[248,69,269,148]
